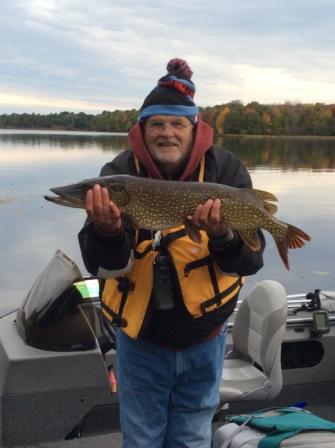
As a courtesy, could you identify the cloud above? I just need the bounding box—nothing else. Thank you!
[0,0,334,113]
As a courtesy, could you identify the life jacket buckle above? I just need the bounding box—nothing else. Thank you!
[120,318,128,327]
[117,278,134,293]
[112,316,128,328]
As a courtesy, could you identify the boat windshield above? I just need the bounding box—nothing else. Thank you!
[16,250,100,352]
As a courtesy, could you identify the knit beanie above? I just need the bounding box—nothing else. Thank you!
[138,58,199,122]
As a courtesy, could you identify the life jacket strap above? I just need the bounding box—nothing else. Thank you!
[184,256,212,277]
[185,256,241,313]
[134,228,187,258]
[102,277,135,327]
[159,228,187,250]
[101,302,128,327]
[134,244,153,259]
[200,277,243,314]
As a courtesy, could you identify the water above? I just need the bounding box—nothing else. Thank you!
[1,129,335,309]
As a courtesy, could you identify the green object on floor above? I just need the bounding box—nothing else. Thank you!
[229,407,335,448]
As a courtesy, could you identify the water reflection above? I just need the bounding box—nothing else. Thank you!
[0,130,335,308]
[0,129,129,153]
[220,135,335,170]
[1,130,335,170]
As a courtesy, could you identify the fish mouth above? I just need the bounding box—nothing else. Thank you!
[44,193,84,208]
[44,184,87,208]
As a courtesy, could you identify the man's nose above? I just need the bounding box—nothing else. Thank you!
[159,123,175,136]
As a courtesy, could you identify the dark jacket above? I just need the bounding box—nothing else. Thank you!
[78,144,265,349]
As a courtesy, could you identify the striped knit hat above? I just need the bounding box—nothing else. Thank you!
[138,58,199,123]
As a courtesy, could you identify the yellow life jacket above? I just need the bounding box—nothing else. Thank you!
[101,156,243,339]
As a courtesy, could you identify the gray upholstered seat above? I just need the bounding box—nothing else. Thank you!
[220,280,287,403]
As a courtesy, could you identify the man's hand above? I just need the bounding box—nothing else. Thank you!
[85,184,122,236]
[187,199,234,240]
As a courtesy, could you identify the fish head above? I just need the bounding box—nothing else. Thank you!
[44,180,94,208]
[99,176,131,207]
[44,175,130,209]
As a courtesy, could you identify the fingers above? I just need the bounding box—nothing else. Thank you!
[101,187,121,220]
[85,184,122,235]
[188,199,217,226]
[187,199,231,238]
[208,199,221,226]
[85,188,94,214]
[197,199,213,225]
[86,184,104,220]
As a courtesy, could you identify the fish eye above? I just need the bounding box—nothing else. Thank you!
[109,184,124,192]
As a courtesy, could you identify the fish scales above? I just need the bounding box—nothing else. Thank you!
[44,174,311,270]
[121,180,244,229]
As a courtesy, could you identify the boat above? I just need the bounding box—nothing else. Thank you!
[1,250,335,447]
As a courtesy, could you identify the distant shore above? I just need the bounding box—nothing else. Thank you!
[1,127,335,140]
[1,102,335,137]
[220,134,335,140]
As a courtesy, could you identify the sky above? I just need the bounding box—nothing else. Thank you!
[1,0,334,114]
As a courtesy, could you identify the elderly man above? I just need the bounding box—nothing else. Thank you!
[79,59,265,448]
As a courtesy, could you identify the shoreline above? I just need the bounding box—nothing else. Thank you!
[218,134,335,140]
[1,127,335,140]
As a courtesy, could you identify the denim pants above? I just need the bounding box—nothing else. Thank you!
[115,326,227,448]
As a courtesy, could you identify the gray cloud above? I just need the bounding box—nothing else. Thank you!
[0,0,334,113]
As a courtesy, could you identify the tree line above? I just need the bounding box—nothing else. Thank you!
[1,101,335,136]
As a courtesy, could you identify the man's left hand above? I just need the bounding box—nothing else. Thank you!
[187,199,234,241]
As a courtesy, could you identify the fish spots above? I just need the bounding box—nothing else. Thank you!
[121,175,309,269]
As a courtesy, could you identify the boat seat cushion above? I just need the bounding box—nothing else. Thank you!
[221,358,268,400]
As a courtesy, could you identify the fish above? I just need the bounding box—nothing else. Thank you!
[44,174,311,270]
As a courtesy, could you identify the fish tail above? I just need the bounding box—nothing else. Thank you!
[274,223,311,271]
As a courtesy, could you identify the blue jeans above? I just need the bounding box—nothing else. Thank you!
[116,326,227,448]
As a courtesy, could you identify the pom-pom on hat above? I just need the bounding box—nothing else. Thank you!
[139,58,199,122]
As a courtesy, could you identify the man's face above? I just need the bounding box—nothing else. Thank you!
[143,115,194,173]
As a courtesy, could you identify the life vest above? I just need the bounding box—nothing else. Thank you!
[101,156,243,339]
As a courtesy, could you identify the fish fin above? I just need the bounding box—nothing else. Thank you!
[274,239,290,270]
[263,201,278,215]
[252,189,278,202]
[237,229,261,251]
[287,223,311,249]
[274,224,311,271]
[184,220,202,244]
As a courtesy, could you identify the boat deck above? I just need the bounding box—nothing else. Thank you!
[26,432,123,448]
[7,291,335,447]
[25,404,335,448]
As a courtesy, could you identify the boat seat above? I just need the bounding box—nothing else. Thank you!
[220,280,287,403]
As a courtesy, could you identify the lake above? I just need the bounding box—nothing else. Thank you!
[1,129,335,309]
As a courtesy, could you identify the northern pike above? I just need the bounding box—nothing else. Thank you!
[45,174,311,270]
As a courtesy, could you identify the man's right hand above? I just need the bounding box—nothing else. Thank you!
[85,184,122,236]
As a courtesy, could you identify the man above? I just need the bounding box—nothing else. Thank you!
[78,58,265,448]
